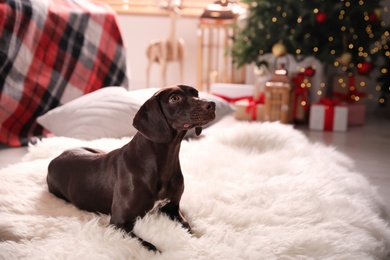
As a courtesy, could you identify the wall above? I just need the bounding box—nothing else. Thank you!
[117,14,200,90]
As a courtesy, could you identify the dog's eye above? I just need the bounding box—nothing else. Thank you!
[169,94,181,103]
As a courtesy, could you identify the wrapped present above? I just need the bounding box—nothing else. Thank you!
[309,98,348,132]
[234,94,265,121]
[257,53,325,103]
[291,68,314,123]
[332,74,367,104]
[348,103,366,126]
[264,65,292,124]
[210,83,254,103]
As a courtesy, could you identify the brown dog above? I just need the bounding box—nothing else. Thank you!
[47,85,216,251]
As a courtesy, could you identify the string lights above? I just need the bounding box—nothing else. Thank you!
[230,0,389,102]
[232,0,388,68]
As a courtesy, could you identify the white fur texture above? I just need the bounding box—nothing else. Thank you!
[1,122,390,259]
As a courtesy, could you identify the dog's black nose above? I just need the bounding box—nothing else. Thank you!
[203,101,216,111]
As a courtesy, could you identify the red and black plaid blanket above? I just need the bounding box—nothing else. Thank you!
[0,0,128,146]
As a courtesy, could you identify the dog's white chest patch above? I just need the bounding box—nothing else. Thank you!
[150,198,170,213]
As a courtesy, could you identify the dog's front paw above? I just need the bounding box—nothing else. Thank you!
[181,221,192,234]
[129,231,161,253]
[141,240,161,253]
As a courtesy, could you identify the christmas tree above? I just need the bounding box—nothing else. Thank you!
[231,0,388,71]
[377,29,390,107]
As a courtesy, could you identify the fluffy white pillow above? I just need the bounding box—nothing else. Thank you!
[37,87,235,140]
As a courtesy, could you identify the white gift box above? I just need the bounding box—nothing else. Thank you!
[210,83,254,101]
[309,103,348,132]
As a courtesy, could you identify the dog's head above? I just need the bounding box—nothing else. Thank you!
[133,85,216,143]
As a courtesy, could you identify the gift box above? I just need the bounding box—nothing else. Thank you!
[292,94,307,123]
[309,99,348,132]
[264,65,292,124]
[348,103,366,126]
[291,72,312,123]
[234,98,264,121]
[210,83,255,103]
[332,74,367,104]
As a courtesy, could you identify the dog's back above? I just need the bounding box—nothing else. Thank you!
[47,147,113,213]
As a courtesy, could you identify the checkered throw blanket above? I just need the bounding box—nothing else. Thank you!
[0,0,129,146]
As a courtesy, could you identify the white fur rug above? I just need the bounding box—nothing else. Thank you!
[1,122,390,259]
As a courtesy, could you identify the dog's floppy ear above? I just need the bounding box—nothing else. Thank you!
[133,93,173,143]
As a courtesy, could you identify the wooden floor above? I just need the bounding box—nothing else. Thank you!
[1,112,389,219]
[296,113,390,220]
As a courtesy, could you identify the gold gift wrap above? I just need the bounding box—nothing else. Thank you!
[332,75,367,104]
[234,99,264,121]
[264,66,292,124]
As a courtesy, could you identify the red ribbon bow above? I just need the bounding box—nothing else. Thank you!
[319,98,340,131]
[244,93,265,121]
[319,97,340,106]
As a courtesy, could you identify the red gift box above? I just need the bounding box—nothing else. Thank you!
[292,71,312,122]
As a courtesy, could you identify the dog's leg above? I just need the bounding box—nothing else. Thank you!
[160,202,191,233]
[129,231,160,252]
[110,196,160,252]
[111,217,160,252]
